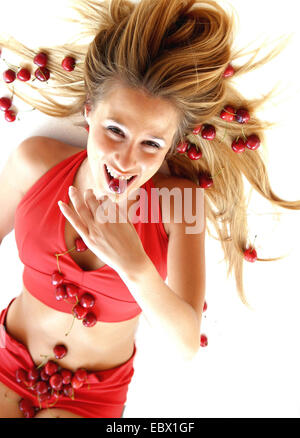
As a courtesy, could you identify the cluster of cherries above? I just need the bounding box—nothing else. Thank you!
[0,48,77,122]
[16,343,91,418]
[53,237,97,330]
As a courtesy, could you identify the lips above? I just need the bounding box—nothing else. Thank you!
[103,164,137,190]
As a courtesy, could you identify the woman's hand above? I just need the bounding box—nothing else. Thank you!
[58,185,148,276]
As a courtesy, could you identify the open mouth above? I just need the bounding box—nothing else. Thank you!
[103,164,137,191]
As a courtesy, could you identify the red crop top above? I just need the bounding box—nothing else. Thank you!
[14,148,169,322]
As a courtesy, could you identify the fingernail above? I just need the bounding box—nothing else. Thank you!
[58,200,64,208]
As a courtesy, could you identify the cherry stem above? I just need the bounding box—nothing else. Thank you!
[220,125,227,143]
[241,126,247,141]
[1,58,18,70]
[212,167,225,178]
[65,298,79,336]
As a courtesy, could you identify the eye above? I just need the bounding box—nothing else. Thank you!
[107,127,161,149]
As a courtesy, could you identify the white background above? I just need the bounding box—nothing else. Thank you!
[0,0,300,418]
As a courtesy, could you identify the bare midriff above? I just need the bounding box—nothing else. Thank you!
[5,286,140,372]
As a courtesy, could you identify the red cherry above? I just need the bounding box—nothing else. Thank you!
[244,247,257,263]
[19,398,34,412]
[85,125,90,132]
[38,392,52,403]
[235,108,250,124]
[220,105,235,122]
[61,369,73,385]
[3,69,16,83]
[17,68,31,82]
[223,64,235,78]
[28,368,39,382]
[74,368,87,382]
[71,375,84,390]
[40,367,49,381]
[198,174,213,189]
[0,97,12,111]
[62,56,76,72]
[176,141,189,154]
[231,138,246,153]
[63,384,74,398]
[201,124,216,141]
[108,178,124,194]
[75,237,88,252]
[200,334,208,347]
[4,110,16,122]
[80,293,95,309]
[65,283,79,299]
[203,301,207,312]
[34,67,50,82]
[192,125,202,135]
[73,303,88,320]
[35,380,48,395]
[49,373,63,391]
[82,312,97,327]
[34,53,48,67]
[246,134,261,151]
[53,344,68,359]
[55,284,68,301]
[187,144,202,160]
[16,368,28,384]
[51,270,64,286]
[44,360,59,376]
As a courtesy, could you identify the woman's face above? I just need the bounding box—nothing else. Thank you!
[84,83,180,203]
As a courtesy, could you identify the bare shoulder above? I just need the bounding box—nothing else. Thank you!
[14,136,83,195]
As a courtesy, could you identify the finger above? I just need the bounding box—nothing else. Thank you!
[69,186,94,224]
[83,189,101,216]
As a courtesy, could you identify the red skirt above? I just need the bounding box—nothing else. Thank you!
[0,298,136,418]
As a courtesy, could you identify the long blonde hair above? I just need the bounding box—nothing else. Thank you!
[1,0,299,308]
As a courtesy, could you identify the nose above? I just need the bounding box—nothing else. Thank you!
[113,142,137,172]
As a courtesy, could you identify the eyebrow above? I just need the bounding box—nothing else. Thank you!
[105,118,166,144]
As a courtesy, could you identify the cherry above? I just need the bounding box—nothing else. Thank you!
[231,138,246,153]
[62,56,76,72]
[53,344,68,359]
[63,384,74,399]
[80,293,95,309]
[34,67,50,82]
[28,368,39,382]
[0,97,12,111]
[19,398,34,413]
[187,144,202,160]
[246,134,260,151]
[75,237,88,252]
[85,125,90,132]
[49,373,63,391]
[55,284,68,301]
[244,247,257,263]
[65,283,79,299]
[3,69,16,83]
[235,108,250,124]
[203,301,207,312]
[51,270,64,286]
[35,380,48,395]
[73,303,88,320]
[201,124,216,140]
[71,375,84,390]
[4,110,16,122]
[44,360,59,376]
[74,368,87,382]
[200,334,208,347]
[220,105,235,122]
[82,312,97,328]
[40,367,50,381]
[34,53,48,68]
[61,369,73,385]
[17,68,31,82]
[223,64,235,78]
[192,125,202,135]
[108,178,125,194]
[198,173,213,189]
[176,141,189,154]
[16,368,28,384]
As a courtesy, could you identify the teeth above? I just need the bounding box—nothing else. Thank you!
[106,164,134,180]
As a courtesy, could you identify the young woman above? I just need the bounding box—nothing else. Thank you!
[0,0,299,419]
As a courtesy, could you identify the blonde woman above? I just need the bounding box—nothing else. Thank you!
[0,0,299,419]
